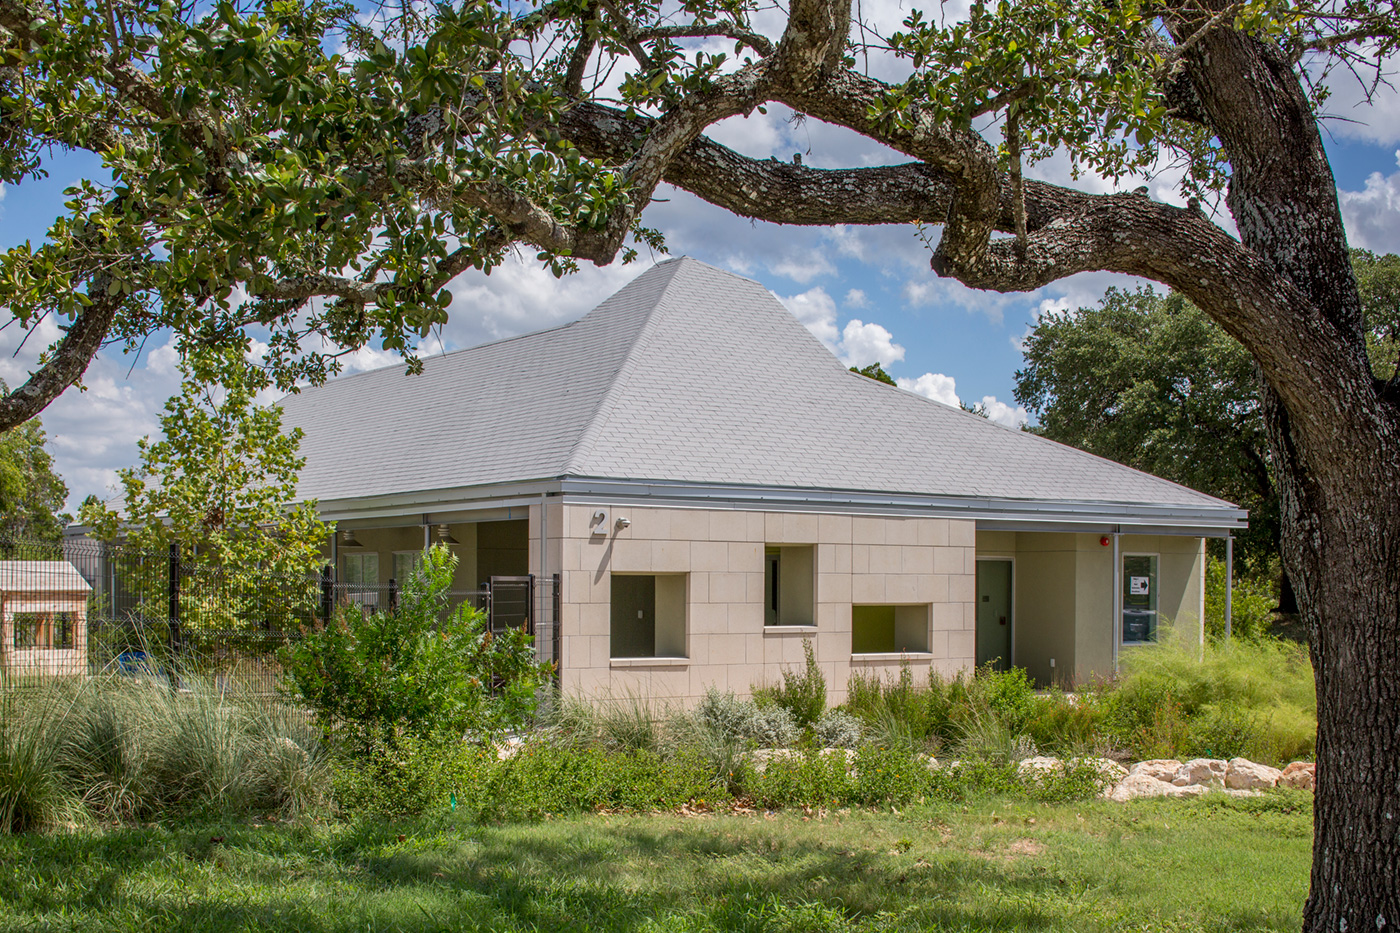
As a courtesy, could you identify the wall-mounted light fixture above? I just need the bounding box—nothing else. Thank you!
[341,529,365,549]
[435,524,459,545]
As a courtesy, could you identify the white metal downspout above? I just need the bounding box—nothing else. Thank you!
[1111,531,1122,675]
[1225,535,1234,641]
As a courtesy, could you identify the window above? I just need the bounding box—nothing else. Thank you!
[1122,554,1159,644]
[764,545,815,627]
[392,551,422,586]
[343,552,380,609]
[611,574,687,658]
[851,604,930,654]
[12,611,75,649]
[344,552,379,585]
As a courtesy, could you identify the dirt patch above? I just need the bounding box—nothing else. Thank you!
[1006,838,1046,858]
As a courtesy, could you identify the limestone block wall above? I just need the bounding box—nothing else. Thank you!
[554,503,977,704]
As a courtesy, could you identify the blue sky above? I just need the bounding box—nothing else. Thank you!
[2,29,1399,512]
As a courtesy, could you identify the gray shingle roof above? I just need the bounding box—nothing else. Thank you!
[278,257,1232,510]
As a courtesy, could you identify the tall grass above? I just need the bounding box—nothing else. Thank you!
[1101,629,1315,763]
[0,682,83,832]
[0,674,329,831]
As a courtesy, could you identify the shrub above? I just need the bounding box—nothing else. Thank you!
[1204,558,1277,641]
[754,639,826,727]
[695,687,758,742]
[694,688,798,747]
[332,731,480,816]
[284,545,550,753]
[812,710,864,749]
[744,749,854,809]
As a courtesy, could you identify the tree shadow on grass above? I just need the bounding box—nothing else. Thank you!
[0,815,1300,933]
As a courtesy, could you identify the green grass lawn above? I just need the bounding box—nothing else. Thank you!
[0,792,1312,933]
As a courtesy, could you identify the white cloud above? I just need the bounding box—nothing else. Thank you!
[844,288,868,308]
[1317,51,1400,146]
[894,373,1027,428]
[977,396,1029,429]
[777,289,905,366]
[769,253,836,284]
[1339,151,1400,251]
[839,319,905,367]
[148,337,181,376]
[1035,296,1074,320]
[897,372,960,408]
[778,286,840,351]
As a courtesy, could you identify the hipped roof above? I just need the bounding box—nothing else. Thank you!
[279,257,1235,516]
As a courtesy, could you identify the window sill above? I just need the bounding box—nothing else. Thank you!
[762,625,818,635]
[610,656,690,669]
[851,652,935,662]
[1120,641,1158,647]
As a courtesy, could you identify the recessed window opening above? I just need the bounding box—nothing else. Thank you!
[852,604,930,654]
[1122,553,1160,644]
[12,611,75,649]
[764,545,815,627]
[611,573,687,658]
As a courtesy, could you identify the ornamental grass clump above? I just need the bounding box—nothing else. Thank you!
[0,682,82,833]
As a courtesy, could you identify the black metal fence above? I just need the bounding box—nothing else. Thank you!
[0,535,560,695]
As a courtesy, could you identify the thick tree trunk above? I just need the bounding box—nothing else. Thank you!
[1267,387,1400,932]
[1176,27,1400,930]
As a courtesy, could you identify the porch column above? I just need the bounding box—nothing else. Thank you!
[1224,535,1234,641]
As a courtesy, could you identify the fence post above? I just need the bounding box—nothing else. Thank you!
[388,577,398,613]
[320,564,333,622]
[167,542,182,690]
[552,572,562,687]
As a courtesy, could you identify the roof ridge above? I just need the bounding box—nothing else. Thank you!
[561,259,690,474]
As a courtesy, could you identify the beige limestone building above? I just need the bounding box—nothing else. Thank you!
[279,258,1245,700]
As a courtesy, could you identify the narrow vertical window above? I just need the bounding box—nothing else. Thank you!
[1122,554,1159,644]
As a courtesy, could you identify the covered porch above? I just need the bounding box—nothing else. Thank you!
[972,530,1214,687]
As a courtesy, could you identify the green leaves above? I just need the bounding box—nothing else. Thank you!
[284,545,552,751]
[78,346,332,628]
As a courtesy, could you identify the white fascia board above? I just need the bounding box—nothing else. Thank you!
[307,475,1246,534]
[555,477,1248,532]
[308,478,565,523]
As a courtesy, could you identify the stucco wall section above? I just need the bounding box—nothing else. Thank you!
[973,530,1207,686]
[556,504,977,703]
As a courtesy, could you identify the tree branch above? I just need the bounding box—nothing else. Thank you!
[0,290,122,432]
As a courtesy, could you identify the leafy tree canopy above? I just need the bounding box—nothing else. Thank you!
[849,362,895,385]
[0,381,69,542]
[78,347,330,627]
[1015,248,1398,575]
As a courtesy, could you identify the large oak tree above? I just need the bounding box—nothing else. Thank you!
[0,0,1396,925]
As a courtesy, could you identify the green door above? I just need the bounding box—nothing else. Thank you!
[976,560,1013,671]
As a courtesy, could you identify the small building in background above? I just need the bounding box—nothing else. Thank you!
[0,560,92,677]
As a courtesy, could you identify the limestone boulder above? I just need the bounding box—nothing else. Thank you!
[1106,772,1172,802]
[1172,758,1229,788]
[1018,756,1065,778]
[1279,761,1316,791]
[1226,758,1283,790]
[1129,759,1183,781]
